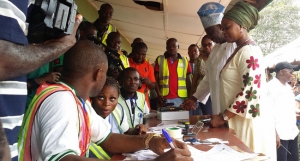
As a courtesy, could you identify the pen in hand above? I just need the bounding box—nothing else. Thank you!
[162,129,177,149]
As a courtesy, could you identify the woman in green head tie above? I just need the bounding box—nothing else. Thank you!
[210,1,276,160]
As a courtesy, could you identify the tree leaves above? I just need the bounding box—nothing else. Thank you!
[249,0,300,56]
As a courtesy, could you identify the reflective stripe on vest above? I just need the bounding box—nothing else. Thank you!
[89,104,124,159]
[101,24,117,46]
[112,103,124,134]
[18,83,91,160]
[89,143,111,160]
[118,92,145,128]
[120,55,129,68]
[157,55,188,97]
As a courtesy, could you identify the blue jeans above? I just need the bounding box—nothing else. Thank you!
[165,98,184,107]
[189,96,212,116]
[277,135,299,161]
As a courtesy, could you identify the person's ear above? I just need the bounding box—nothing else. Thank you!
[217,24,222,30]
[240,25,243,33]
[94,67,103,82]
[178,44,180,50]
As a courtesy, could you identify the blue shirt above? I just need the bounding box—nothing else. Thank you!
[0,1,29,160]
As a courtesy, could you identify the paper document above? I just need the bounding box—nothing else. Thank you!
[123,144,258,161]
[123,145,203,160]
[194,144,258,161]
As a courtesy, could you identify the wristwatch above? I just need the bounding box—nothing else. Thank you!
[222,112,229,121]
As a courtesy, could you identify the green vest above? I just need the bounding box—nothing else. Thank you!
[100,24,117,46]
[118,92,145,128]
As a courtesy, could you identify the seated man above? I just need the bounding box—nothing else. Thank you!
[18,40,192,161]
[118,67,150,128]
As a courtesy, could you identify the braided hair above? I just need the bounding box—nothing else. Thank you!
[104,76,120,94]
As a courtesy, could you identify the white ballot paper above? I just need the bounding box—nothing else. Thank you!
[123,144,259,161]
[123,145,203,160]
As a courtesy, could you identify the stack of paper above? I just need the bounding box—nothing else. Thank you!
[123,144,259,161]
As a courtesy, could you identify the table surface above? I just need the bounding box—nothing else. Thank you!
[111,115,253,160]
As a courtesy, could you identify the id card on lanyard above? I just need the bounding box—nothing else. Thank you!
[124,97,143,127]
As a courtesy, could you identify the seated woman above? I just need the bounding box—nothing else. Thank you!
[89,77,147,159]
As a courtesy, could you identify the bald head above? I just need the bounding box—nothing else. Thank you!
[63,40,108,79]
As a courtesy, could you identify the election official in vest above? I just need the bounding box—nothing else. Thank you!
[155,38,192,107]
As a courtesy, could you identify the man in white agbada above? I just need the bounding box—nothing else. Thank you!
[181,2,236,114]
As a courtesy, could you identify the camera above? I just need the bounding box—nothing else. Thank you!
[27,0,77,43]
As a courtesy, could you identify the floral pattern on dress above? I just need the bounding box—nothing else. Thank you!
[245,87,257,101]
[236,88,244,98]
[249,104,260,117]
[233,101,247,113]
[254,74,261,88]
[243,73,253,87]
[246,56,259,70]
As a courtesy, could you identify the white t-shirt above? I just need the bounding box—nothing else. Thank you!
[105,105,130,134]
[30,85,111,161]
[268,78,299,140]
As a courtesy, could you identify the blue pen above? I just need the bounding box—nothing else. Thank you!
[162,129,177,149]
[138,113,143,124]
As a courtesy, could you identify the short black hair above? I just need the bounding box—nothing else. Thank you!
[201,35,211,45]
[106,32,120,45]
[99,3,113,12]
[63,40,108,79]
[132,42,148,54]
[78,21,96,36]
[188,44,199,50]
[121,67,140,80]
[166,38,178,45]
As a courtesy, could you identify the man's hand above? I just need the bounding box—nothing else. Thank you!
[134,124,148,135]
[157,95,166,107]
[210,114,226,127]
[276,132,280,149]
[149,137,191,155]
[154,148,193,161]
[36,72,61,84]
[150,138,192,161]
[0,14,83,81]
[44,14,82,47]
[141,77,151,85]
[181,96,197,110]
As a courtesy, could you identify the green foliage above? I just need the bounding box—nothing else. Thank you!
[249,0,300,56]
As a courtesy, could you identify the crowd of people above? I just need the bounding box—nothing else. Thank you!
[0,1,299,161]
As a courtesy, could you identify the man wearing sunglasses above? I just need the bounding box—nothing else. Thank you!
[268,61,299,161]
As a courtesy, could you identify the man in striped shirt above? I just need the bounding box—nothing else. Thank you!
[0,1,82,160]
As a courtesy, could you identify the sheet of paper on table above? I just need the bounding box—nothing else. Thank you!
[123,144,259,161]
[123,145,203,160]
